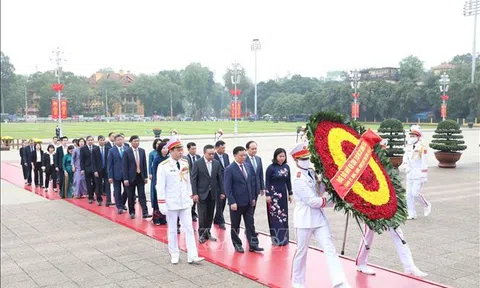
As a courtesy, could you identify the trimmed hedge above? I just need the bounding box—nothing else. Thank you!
[378,118,405,157]
[429,120,467,152]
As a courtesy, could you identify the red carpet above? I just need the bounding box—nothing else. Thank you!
[1,161,450,288]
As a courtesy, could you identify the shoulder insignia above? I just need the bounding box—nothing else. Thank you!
[296,171,301,178]
[424,148,427,154]
[180,158,187,162]
[161,159,169,165]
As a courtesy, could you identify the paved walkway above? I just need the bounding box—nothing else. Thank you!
[0,181,265,288]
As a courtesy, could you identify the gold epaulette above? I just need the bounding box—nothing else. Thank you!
[161,159,169,165]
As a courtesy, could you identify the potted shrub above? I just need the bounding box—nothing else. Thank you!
[0,136,13,151]
[378,119,405,168]
[429,120,467,168]
[152,128,162,138]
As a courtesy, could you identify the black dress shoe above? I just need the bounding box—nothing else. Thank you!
[118,209,124,215]
[249,246,264,253]
[208,236,217,242]
[199,237,207,244]
[219,224,226,230]
[130,214,135,219]
[123,205,127,210]
[142,214,152,219]
[177,228,181,234]
[97,201,103,206]
[192,215,198,222]
[88,200,93,204]
[234,246,244,253]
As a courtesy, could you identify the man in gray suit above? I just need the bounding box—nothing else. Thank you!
[191,144,225,243]
[245,140,265,237]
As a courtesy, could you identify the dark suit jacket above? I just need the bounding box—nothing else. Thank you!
[214,153,230,170]
[25,146,35,163]
[122,147,147,183]
[20,147,26,164]
[80,145,96,173]
[184,154,201,174]
[245,155,265,194]
[191,158,224,201]
[91,145,109,174]
[107,146,124,180]
[31,150,44,164]
[105,141,113,149]
[55,146,66,171]
[42,153,56,170]
[224,162,255,207]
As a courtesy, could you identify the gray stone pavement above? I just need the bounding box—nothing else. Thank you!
[2,130,479,287]
[0,181,265,288]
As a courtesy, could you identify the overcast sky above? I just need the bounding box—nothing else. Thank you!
[1,0,477,82]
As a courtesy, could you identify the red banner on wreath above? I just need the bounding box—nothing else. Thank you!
[330,129,382,199]
[441,104,447,119]
[351,102,360,118]
[230,101,241,119]
[52,99,68,119]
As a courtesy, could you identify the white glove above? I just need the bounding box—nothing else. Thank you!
[398,164,406,173]
[421,178,428,185]
[380,139,389,146]
[159,203,167,215]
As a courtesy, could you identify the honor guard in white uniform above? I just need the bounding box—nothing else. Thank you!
[297,126,308,143]
[290,142,350,288]
[215,128,223,142]
[156,136,204,264]
[400,125,432,219]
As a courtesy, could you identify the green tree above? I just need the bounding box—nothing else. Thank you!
[399,55,425,81]
[96,79,123,116]
[1,52,16,114]
[182,63,212,119]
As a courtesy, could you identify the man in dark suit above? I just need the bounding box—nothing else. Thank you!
[24,139,35,185]
[122,135,151,219]
[20,140,29,184]
[224,146,264,253]
[107,134,128,214]
[81,136,101,204]
[55,136,69,197]
[104,132,116,149]
[213,140,230,230]
[245,141,265,205]
[191,144,224,243]
[119,133,130,148]
[184,142,201,221]
[92,135,112,206]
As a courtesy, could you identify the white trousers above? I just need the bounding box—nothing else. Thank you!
[356,225,415,271]
[406,178,429,217]
[292,225,347,287]
[166,208,198,259]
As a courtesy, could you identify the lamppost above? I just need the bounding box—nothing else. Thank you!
[231,61,241,136]
[350,69,361,120]
[440,72,450,121]
[50,47,65,137]
[251,39,261,118]
[464,0,479,83]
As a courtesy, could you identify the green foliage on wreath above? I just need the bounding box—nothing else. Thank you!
[429,120,467,152]
[306,111,407,234]
[378,118,405,157]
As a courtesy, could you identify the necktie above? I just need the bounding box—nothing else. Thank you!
[119,147,123,158]
[240,164,247,179]
[135,149,141,173]
[207,161,212,176]
[219,154,225,168]
[251,157,257,172]
[176,161,180,170]
[191,155,195,168]
[101,147,104,168]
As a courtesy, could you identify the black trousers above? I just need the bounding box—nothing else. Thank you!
[58,168,65,198]
[214,191,226,225]
[127,173,148,216]
[85,171,100,202]
[198,191,216,238]
[34,162,43,186]
[94,170,106,203]
[22,162,29,180]
[113,180,128,210]
[27,164,33,184]
[192,202,198,218]
[230,205,258,248]
[44,166,56,189]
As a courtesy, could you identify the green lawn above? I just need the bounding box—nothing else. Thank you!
[1,120,432,139]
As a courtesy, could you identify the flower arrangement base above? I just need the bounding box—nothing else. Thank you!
[152,129,162,139]
[434,151,461,168]
[0,145,10,151]
[389,156,403,169]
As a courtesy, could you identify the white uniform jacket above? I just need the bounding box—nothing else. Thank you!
[292,168,328,229]
[401,142,428,181]
[156,158,193,210]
